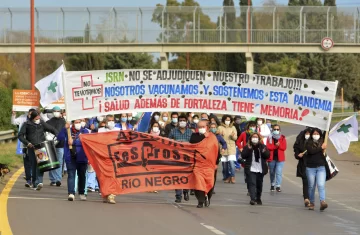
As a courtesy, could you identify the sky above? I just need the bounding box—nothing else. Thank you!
[0,0,359,8]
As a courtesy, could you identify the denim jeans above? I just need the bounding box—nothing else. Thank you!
[66,158,87,195]
[28,148,44,186]
[235,147,241,169]
[268,161,285,187]
[175,189,189,199]
[222,161,235,179]
[87,171,99,189]
[49,148,64,183]
[23,149,32,181]
[306,166,326,203]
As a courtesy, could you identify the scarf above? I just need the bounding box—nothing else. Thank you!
[272,134,281,140]
[253,144,260,162]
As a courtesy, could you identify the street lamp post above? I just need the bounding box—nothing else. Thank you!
[30,0,35,90]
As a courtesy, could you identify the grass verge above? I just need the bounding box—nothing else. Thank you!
[0,142,23,170]
[349,141,360,158]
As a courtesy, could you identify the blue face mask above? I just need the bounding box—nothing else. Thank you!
[210,128,217,134]
[172,118,178,123]
[121,117,127,123]
[273,130,280,135]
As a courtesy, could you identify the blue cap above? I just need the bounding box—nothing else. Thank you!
[53,106,61,111]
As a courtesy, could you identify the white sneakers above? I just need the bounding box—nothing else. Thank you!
[79,194,87,201]
[68,194,75,201]
[35,183,43,191]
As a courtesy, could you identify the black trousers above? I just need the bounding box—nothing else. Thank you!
[22,148,32,181]
[194,169,217,204]
[248,171,264,201]
[302,176,309,200]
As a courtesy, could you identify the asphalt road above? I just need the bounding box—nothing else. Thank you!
[5,124,360,235]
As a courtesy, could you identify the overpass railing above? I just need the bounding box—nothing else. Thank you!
[0,6,359,44]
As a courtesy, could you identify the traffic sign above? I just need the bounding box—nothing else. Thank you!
[321,37,334,51]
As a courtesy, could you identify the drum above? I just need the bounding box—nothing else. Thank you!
[34,140,60,173]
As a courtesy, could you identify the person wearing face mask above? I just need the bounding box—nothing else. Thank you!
[148,121,166,137]
[46,106,66,187]
[293,127,312,207]
[186,112,194,125]
[266,124,287,192]
[98,115,120,133]
[233,116,244,171]
[189,114,200,132]
[119,113,133,130]
[12,108,36,187]
[127,113,137,126]
[218,115,238,184]
[159,112,169,129]
[241,133,270,205]
[266,119,273,132]
[256,118,271,145]
[164,112,179,137]
[57,119,89,202]
[18,111,59,190]
[168,114,193,203]
[149,112,161,132]
[304,128,328,211]
[189,120,219,208]
[236,121,257,195]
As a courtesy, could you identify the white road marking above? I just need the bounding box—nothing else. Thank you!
[200,223,226,235]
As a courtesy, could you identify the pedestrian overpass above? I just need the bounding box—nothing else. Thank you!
[1,6,359,73]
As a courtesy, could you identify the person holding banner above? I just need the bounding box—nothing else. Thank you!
[256,118,271,145]
[266,124,287,193]
[46,106,66,187]
[305,128,328,211]
[293,128,312,207]
[241,133,270,205]
[11,108,36,187]
[218,115,238,184]
[57,119,89,201]
[18,111,59,190]
[168,114,193,203]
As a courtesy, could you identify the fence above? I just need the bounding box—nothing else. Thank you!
[0,130,16,144]
[0,6,359,44]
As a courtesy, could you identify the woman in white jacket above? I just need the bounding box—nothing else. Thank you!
[256,118,271,145]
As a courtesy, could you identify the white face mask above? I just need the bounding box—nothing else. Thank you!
[251,138,259,144]
[128,117,132,121]
[34,119,40,125]
[97,116,104,122]
[257,120,263,125]
[198,128,206,134]
[305,134,310,140]
[225,120,230,126]
[179,121,187,128]
[312,135,320,141]
[63,116,67,121]
[193,119,199,124]
[162,117,168,122]
[53,112,61,118]
[107,121,115,130]
[74,123,81,130]
[152,127,159,133]
[81,121,86,128]
[154,115,160,121]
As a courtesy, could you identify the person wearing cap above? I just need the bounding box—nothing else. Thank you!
[11,108,36,187]
[18,111,59,190]
[46,106,66,186]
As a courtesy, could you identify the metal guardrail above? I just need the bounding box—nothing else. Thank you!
[331,112,359,118]
[0,130,16,144]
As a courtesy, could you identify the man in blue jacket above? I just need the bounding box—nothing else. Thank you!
[57,119,89,201]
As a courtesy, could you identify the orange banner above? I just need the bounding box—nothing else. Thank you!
[45,97,65,109]
[12,89,39,111]
[80,131,219,196]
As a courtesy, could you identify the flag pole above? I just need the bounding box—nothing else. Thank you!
[62,60,67,71]
[30,0,36,90]
[324,80,339,156]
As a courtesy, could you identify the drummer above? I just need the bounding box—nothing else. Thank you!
[18,111,59,191]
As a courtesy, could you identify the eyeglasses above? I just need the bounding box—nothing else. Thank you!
[273,129,280,131]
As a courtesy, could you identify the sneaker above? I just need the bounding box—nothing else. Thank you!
[308,203,315,210]
[36,183,43,191]
[87,187,95,192]
[68,194,75,201]
[107,194,116,204]
[270,186,275,192]
[250,200,256,205]
[276,187,282,192]
[304,199,310,207]
[256,199,263,205]
[56,181,61,187]
[25,181,31,188]
[50,182,56,186]
[79,194,87,201]
[95,188,100,192]
[320,201,328,211]
[184,192,189,201]
[197,203,204,208]
[175,198,182,203]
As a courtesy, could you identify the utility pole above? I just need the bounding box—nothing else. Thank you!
[186,22,190,70]
[247,0,251,43]
[30,0,36,89]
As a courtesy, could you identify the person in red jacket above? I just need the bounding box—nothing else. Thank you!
[266,124,287,192]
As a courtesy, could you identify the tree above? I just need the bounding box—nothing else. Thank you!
[105,53,155,70]
[324,0,336,6]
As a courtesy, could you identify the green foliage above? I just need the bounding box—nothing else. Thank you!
[0,87,13,131]
[105,53,155,70]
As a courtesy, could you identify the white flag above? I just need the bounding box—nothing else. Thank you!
[35,64,64,107]
[329,115,358,154]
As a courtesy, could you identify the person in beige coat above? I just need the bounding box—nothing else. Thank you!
[218,115,238,184]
